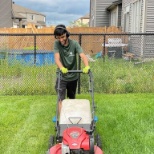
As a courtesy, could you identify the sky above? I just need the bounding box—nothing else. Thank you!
[13,0,90,26]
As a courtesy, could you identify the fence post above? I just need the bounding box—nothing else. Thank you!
[78,34,82,94]
[103,34,106,62]
[34,35,36,65]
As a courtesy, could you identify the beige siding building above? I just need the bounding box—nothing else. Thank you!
[12,2,46,28]
[74,14,89,26]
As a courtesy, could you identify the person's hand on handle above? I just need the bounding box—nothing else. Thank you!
[83,66,90,73]
[60,67,68,74]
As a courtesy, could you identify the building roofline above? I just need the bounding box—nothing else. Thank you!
[12,3,46,17]
[106,0,122,11]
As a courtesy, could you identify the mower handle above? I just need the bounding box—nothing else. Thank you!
[56,69,95,129]
[57,70,91,73]
[67,70,84,73]
[57,70,92,80]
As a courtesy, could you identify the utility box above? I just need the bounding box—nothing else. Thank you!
[107,47,122,58]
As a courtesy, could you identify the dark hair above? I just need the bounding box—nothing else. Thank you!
[54,24,70,38]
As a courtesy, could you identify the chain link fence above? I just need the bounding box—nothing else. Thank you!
[0,33,154,95]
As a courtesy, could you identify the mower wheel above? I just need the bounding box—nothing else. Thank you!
[95,134,102,149]
[90,135,94,154]
[48,135,54,149]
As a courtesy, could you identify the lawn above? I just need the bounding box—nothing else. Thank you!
[0,93,153,154]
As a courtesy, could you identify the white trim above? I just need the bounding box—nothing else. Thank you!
[125,5,130,13]
[141,0,146,56]
[111,7,118,26]
[142,0,146,33]
[131,0,142,32]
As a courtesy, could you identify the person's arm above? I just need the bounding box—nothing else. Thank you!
[79,52,89,67]
[54,52,63,69]
[80,53,90,73]
[54,41,64,69]
[55,52,68,73]
[75,41,90,73]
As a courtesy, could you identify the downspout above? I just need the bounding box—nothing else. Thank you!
[19,19,22,28]
[142,0,147,33]
[141,0,147,58]
[94,0,96,26]
[117,6,119,27]
[11,0,13,27]
[89,0,91,27]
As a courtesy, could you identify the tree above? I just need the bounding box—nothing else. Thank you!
[69,21,89,27]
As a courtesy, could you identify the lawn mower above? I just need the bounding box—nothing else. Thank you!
[47,70,103,154]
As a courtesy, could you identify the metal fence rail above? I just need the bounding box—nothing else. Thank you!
[0,33,154,95]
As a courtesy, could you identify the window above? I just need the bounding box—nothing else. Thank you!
[30,15,34,20]
[131,0,141,32]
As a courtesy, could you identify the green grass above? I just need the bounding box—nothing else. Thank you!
[0,93,154,154]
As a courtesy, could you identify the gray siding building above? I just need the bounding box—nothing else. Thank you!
[90,0,116,27]
[89,0,154,58]
[0,0,13,28]
[122,0,154,33]
[122,0,154,58]
[145,0,154,33]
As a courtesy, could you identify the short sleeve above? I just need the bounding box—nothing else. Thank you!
[75,41,83,54]
[54,41,59,53]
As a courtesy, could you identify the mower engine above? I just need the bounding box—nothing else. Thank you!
[61,126,94,154]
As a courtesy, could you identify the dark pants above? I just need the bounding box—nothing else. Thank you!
[55,79,78,101]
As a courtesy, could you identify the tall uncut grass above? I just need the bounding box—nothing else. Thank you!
[81,58,154,93]
[0,58,154,95]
